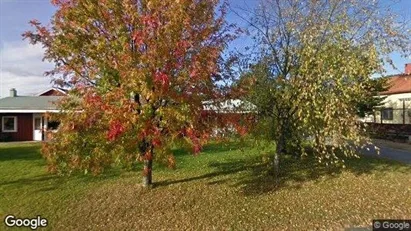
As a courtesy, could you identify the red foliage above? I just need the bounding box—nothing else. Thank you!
[185,127,195,137]
[51,0,70,5]
[152,138,162,147]
[132,31,144,46]
[141,15,159,29]
[185,127,202,154]
[107,120,125,141]
[84,93,102,105]
[154,71,170,91]
[189,69,198,79]
[235,125,248,136]
[193,143,202,154]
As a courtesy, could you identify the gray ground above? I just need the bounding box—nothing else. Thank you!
[360,145,411,164]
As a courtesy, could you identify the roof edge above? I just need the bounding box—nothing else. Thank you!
[380,90,411,95]
[35,87,68,96]
[0,109,61,113]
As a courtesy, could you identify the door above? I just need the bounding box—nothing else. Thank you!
[33,116,43,141]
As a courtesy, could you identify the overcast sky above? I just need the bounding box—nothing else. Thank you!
[0,0,410,98]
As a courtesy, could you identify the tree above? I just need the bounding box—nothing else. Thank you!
[234,0,410,177]
[355,77,389,118]
[24,0,235,187]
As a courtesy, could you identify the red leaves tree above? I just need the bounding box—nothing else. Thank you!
[25,0,235,186]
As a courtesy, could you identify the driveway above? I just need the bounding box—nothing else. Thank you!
[360,145,411,164]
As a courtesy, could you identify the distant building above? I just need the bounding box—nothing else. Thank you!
[0,88,66,141]
[365,63,411,124]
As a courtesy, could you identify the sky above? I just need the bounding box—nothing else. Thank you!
[0,0,410,98]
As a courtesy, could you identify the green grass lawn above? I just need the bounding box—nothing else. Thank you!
[1,141,410,230]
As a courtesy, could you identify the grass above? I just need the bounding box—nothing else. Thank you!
[1,141,411,230]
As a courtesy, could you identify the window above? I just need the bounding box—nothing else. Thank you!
[2,116,17,132]
[382,108,393,120]
[34,117,42,130]
[47,121,60,130]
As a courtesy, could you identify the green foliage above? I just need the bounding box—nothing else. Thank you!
[355,77,389,117]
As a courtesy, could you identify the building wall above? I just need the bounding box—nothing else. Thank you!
[0,113,33,141]
[365,93,411,124]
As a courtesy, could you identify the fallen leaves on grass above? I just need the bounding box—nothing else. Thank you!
[1,142,411,230]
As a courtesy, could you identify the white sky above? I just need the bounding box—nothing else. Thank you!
[0,41,53,97]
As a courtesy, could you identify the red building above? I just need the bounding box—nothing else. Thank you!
[0,88,66,142]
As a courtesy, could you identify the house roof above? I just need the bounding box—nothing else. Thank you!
[0,96,63,113]
[36,87,68,96]
[381,74,411,95]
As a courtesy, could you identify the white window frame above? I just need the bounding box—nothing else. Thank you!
[2,116,18,132]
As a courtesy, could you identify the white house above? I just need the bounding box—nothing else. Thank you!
[365,63,411,124]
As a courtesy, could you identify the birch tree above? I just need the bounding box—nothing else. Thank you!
[236,0,411,177]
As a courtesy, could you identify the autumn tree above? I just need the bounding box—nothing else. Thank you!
[235,0,411,177]
[24,0,235,186]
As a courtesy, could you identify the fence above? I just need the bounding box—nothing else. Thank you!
[365,122,411,142]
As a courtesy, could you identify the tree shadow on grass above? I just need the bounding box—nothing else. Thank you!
[219,154,411,196]
[0,146,42,162]
[206,156,336,195]
[1,174,56,186]
[1,168,126,193]
[155,153,411,196]
[154,161,248,187]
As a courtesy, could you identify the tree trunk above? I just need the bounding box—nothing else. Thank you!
[142,158,153,187]
[142,144,154,187]
[272,130,285,180]
[272,139,281,180]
